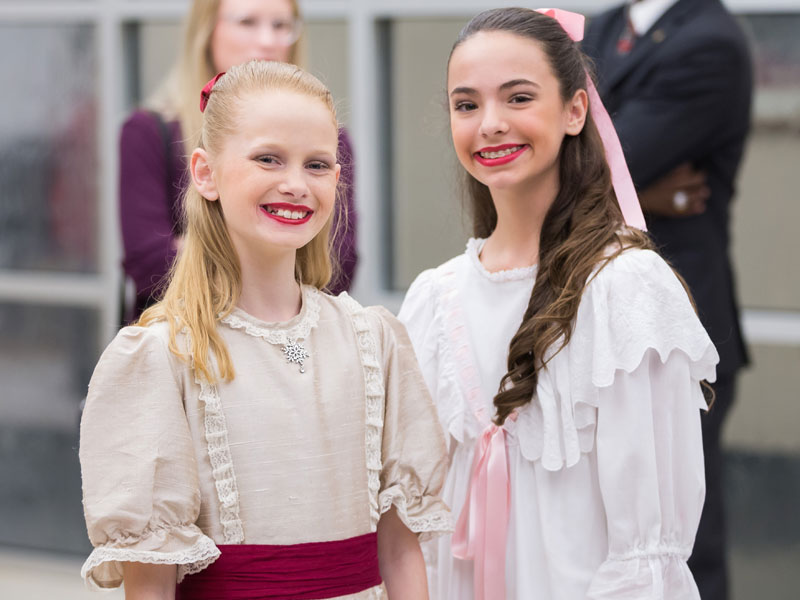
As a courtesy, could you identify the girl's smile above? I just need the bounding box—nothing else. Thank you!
[261,202,314,224]
[474,143,529,166]
[191,88,340,264]
[448,31,586,197]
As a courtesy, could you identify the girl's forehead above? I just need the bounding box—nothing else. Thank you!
[448,31,553,89]
[237,89,335,122]
[220,0,294,16]
[225,89,338,145]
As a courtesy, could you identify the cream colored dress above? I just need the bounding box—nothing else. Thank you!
[79,287,452,598]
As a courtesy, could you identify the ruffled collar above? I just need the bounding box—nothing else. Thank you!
[466,238,538,283]
[220,285,321,344]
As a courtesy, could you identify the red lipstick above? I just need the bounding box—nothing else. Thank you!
[474,143,528,166]
[260,202,314,225]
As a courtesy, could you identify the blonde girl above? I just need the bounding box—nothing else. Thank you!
[121,0,357,320]
[82,60,449,599]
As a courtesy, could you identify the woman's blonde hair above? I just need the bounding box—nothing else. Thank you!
[139,60,339,385]
[148,0,305,155]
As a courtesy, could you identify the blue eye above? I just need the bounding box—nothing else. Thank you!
[307,161,330,171]
[257,155,279,165]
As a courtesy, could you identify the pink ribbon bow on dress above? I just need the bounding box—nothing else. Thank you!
[451,420,515,600]
[450,9,647,600]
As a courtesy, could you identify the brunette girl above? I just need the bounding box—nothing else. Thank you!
[400,8,716,599]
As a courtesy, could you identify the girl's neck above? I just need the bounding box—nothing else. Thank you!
[236,248,303,323]
[480,180,556,272]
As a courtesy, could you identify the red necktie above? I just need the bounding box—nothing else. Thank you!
[616,11,636,54]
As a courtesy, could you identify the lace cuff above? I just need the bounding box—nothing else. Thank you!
[378,487,454,543]
[587,547,700,600]
[81,525,220,589]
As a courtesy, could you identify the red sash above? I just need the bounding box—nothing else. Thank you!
[176,532,381,599]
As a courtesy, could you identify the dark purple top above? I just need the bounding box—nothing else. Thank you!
[119,110,358,318]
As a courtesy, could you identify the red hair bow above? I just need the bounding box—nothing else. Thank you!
[200,72,226,113]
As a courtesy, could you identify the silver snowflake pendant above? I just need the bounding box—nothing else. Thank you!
[282,340,310,373]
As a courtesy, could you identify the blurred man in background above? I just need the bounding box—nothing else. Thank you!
[583,1,753,598]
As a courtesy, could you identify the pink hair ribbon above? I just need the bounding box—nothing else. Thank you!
[200,71,226,113]
[538,8,647,230]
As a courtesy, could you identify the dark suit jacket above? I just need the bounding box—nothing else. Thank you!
[583,0,752,376]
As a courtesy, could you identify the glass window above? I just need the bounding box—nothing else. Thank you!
[0,24,98,274]
[305,20,350,127]
[0,303,98,553]
[389,18,469,290]
[731,14,800,311]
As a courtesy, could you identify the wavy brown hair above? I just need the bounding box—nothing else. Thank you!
[449,8,656,425]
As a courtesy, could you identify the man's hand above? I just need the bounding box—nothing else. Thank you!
[638,163,709,218]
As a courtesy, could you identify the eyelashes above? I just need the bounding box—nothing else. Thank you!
[453,101,477,112]
[255,155,333,172]
[452,94,536,112]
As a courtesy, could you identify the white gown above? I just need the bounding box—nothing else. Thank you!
[398,239,718,600]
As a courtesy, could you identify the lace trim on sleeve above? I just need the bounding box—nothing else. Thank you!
[81,534,220,588]
[378,488,454,543]
[339,293,386,530]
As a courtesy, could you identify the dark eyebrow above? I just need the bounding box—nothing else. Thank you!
[450,79,540,97]
[500,78,540,91]
[449,86,477,97]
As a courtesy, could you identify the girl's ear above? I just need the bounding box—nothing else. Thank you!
[191,148,219,201]
[565,88,589,136]
[334,163,341,183]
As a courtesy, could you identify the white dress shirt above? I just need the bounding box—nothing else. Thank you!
[629,0,680,35]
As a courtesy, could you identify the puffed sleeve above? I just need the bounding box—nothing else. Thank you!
[79,325,219,589]
[561,249,717,599]
[589,348,706,599]
[397,268,440,402]
[369,306,452,541]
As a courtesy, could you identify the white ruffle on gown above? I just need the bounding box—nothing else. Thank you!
[398,239,718,600]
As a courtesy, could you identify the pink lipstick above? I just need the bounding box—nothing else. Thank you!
[474,143,528,166]
[260,202,314,225]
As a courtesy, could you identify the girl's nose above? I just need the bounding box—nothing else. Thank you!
[277,168,309,198]
[479,104,509,138]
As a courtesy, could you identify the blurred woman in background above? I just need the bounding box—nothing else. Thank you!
[119,0,358,320]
